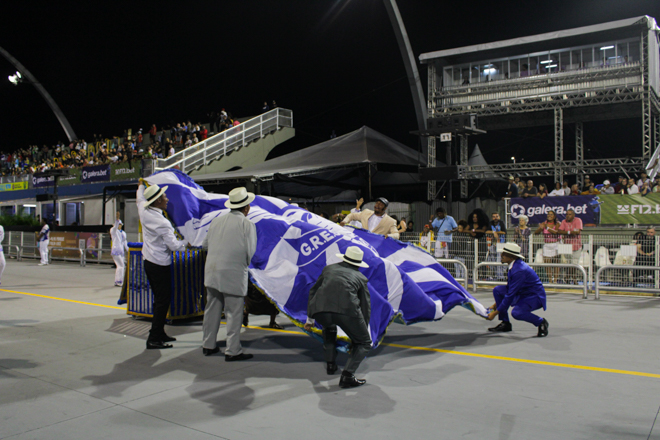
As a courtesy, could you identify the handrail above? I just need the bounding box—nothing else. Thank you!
[6,245,21,261]
[435,258,469,290]
[594,265,660,300]
[154,107,293,174]
[48,247,86,266]
[473,262,588,299]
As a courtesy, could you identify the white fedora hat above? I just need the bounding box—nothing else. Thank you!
[336,246,369,268]
[502,242,525,259]
[143,184,168,207]
[225,187,255,209]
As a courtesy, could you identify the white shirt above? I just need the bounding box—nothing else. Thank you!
[628,184,639,194]
[549,189,564,197]
[39,224,50,242]
[137,185,187,266]
[367,214,383,232]
[110,220,129,256]
[562,187,571,196]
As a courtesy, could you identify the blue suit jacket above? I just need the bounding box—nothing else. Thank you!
[497,259,546,314]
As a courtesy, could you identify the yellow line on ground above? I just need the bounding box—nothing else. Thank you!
[0,288,126,310]
[3,287,658,379]
[380,342,660,378]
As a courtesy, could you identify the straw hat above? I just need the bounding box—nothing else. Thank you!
[143,184,168,207]
[225,187,255,209]
[336,246,369,268]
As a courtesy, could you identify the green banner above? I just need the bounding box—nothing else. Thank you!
[111,162,141,181]
[58,169,82,187]
[600,193,660,224]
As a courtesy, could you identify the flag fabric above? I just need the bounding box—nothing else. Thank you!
[144,170,487,348]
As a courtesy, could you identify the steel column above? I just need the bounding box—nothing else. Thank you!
[575,122,584,188]
[554,108,564,184]
[427,136,436,200]
[459,134,468,198]
[641,30,652,160]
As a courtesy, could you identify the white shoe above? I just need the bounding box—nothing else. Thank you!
[38,263,46,266]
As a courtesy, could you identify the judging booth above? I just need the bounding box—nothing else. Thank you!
[125,243,207,321]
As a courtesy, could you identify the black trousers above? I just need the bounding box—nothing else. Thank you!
[314,312,371,374]
[144,260,172,342]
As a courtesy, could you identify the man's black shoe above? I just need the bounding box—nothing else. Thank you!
[225,353,253,362]
[537,318,549,337]
[162,334,177,342]
[488,321,512,332]
[203,347,220,356]
[327,362,338,375]
[146,341,173,350]
[339,372,366,388]
[243,313,249,327]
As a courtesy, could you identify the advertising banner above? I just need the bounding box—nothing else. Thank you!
[599,193,660,224]
[509,195,601,225]
[59,169,81,187]
[81,165,110,183]
[0,181,28,192]
[111,162,141,181]
[48,232,80,259]
[32,174,55,188]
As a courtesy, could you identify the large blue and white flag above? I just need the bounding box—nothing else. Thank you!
[145,170,487,348]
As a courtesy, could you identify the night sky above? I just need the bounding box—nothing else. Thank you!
[1,0,659,169]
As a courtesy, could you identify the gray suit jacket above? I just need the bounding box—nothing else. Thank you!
[307,262,370,324]
[203,210,257,296]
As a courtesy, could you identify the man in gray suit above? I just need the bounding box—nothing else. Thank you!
[202,187,257,361]
[304,246,371,388]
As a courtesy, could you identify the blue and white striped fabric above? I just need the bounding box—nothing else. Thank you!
[145,170,487,348]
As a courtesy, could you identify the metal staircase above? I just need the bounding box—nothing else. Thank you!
[154,108,293,174]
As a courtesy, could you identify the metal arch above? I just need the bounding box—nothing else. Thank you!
[0,45,77,141]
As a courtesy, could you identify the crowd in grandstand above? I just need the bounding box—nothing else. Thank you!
[0,108,244,177]
[506,173,660,199]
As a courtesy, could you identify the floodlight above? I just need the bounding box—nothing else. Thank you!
[546,64,557,68]
[600,46,614,50]
[540,60,553,64]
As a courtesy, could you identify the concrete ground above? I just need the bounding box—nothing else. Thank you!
[0,260,658,440]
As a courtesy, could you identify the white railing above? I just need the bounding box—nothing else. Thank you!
[154,107,293,174]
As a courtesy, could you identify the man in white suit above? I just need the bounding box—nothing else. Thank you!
[340,197,399,239]
[201,187,257,361]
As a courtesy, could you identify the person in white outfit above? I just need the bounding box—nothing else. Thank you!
[37,219,50,266]
[0,224,6,284]
[110,212,129,286]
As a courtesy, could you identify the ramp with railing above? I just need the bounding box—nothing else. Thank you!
[154,108,293,174]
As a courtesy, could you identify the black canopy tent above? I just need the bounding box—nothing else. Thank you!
[194,126,431,202]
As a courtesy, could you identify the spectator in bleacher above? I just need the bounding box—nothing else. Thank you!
[637,171,651,188]
[537,183,549,198]
[200,126,208,140]
[262,102,270,112]
[486,212,507,280]
[614,177,627,194]
[521,180,538,198]
[562,180,571,195]
[397,217,407,234]
[516,178,525,194]
[432,207,458,259]
[627,179,639,194]
[557,208,583,283]
[535,210,560,283]
[636,227,656,271]
[581,175,592,192]
[406,221,414,232]
[419,224,433,251]
[514,213,530,250]
[570,184,580,196]
[581,183,601,195]
[272,100,277,109]
[549,182,564,196]
[640,181,652,196]
[601,180,614,194]
[653,176,660,193]
[504,176,518,198]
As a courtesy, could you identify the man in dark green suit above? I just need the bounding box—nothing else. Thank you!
[304,246,371,388]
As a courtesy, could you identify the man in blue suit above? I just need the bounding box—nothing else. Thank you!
[486,242,549,337]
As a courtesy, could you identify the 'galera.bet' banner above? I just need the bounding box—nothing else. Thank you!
[81,165,110,183]
[509,195,600,225]
[600,193,660,224]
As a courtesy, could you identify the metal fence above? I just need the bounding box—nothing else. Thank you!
[2,231,114,265]
[400,230,660,298]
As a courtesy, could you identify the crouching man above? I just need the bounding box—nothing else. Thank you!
[304,246,371,388]
[486,242,549,337]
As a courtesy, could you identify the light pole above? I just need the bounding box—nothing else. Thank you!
[1,45,77,141]
[511,156,516,163]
